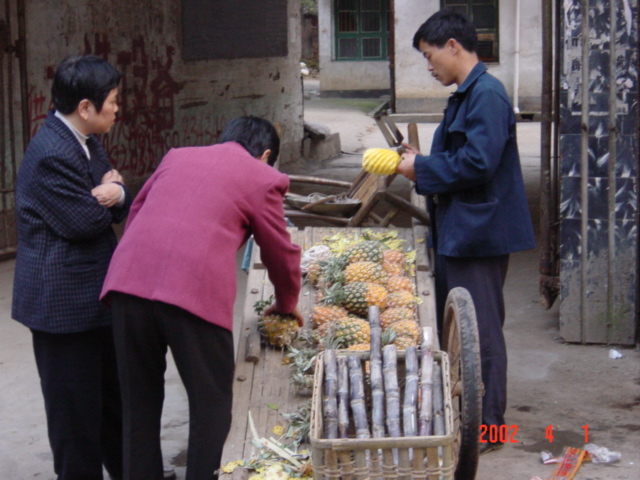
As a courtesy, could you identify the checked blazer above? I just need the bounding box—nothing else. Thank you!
[12,111,132,333]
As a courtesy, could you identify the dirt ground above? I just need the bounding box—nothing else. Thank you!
[0,80,638,480]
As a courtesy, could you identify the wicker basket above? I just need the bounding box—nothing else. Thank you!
[310,350,455,480]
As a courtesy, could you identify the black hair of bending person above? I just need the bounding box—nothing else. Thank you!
[220,116,281,166]
[412,9,478,53]
[52,55,122,114]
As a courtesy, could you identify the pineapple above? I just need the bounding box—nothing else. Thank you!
[339,282,388,317]
[310,304,348,329]
[344,261,388,285]
[386,290,418,311]
[306,261,322,287]
[334,317,371,347]
[382,249,407,276]
[341,240,384,264]
[315,256,346,289]
[383,249,405,265]
[382,260,405,277]
[380,307,416,330]
[347,343,371,352]
[258,313,300,348]
[386,275,415,293]
[388,319,422,350]
[393,334,420,350]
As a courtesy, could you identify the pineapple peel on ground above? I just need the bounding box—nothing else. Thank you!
[362,148,402,175]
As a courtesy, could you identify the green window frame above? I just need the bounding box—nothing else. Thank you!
[441,0,499,63]
[334,0,390,61]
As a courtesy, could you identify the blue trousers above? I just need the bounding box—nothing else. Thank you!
[31,327,123,480]
[434,253,510,428]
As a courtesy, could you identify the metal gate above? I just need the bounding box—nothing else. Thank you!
[0,0,27,259]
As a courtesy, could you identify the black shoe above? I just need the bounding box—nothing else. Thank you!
[479,441,504,455]
[164,465,177,480]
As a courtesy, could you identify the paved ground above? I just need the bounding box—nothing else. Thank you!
[0,80,638,480]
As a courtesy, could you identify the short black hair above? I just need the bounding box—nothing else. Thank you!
[412,9,478,53]
[220,116,281,166]
[52,55,122,114]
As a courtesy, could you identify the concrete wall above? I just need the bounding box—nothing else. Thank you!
[317,0,391,93]
[22,0,304,186]
[394,0,543,113]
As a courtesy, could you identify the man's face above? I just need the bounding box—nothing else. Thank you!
[418,40,457,87]
[86,88,119,134]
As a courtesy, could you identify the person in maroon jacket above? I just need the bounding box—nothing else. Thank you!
[100,116,303,480]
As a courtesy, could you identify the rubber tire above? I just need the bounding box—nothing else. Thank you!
[442,287,482,480]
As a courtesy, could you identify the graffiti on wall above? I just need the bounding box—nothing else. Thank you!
[29,34,230,179]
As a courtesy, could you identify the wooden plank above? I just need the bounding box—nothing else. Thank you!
[222,265,268,463]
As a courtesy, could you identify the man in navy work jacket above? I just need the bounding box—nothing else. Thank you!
[12,55,132,480]
[397,10,536,456]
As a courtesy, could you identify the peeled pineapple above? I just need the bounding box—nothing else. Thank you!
[362,148,402,175]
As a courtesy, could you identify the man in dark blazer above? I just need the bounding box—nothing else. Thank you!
[397,11,536,458]
[12,55,132,480]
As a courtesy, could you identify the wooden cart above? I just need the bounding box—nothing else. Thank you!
[221,224,482,480]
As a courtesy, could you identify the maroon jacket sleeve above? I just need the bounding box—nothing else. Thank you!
[250,173,301,314]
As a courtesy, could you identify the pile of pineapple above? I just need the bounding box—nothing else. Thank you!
[306,232,422,352]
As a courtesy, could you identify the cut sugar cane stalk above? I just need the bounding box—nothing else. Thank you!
[403,346,419,437]
[336,356,354,480]
[369,306,385,438]
[347,355,370,439]
[323,349,339,439]
[337,356,350,439]
[419,327,434,436]
[383,344,402,437]
[432,363,445,436]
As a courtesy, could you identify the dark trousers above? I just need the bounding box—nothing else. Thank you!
[110,293,235,480]
[434,253,510,428]
[31,327,123,480]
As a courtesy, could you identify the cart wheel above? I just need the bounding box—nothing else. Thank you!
[442,287,482,480]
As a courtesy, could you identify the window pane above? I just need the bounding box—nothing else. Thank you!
[338,12,358,32]
[362,37,381,58]
[361,0,380,10]
[338,0,357,10]
[339,38,358,58]
[472,5,496,29]
[361,12,381,32]
[477,40,494,59]
[446,5,468,16]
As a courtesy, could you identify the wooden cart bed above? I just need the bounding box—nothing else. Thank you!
[221,222,437,467]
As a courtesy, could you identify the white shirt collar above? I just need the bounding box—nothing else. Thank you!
[55,110,91,159]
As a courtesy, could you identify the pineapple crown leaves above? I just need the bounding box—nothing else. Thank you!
[318,256,346,286]
[253,294,276,316]
[285,345,318,373]
[318,283,347,306]
[280,400,312,446]
[381,327,397,345]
